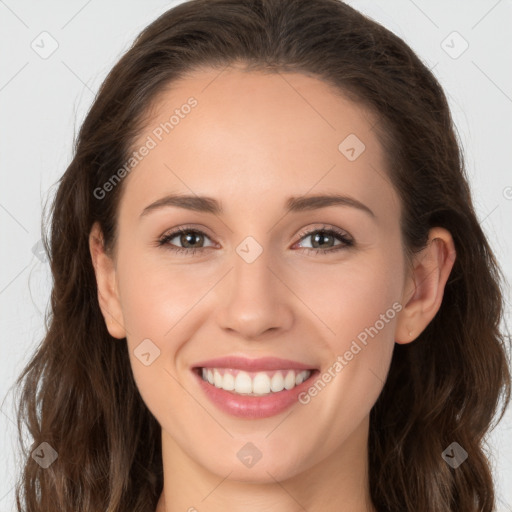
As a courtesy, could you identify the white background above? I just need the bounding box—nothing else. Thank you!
[1,1,511,510]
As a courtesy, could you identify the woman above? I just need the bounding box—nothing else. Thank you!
[13,0,511,511]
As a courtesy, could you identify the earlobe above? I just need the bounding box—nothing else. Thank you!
[395,227,456,344]
[89,222,127,339]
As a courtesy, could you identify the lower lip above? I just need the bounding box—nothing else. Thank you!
[192,368,319,419]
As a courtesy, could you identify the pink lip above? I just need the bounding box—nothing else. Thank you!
[192,367,319,419]
[192,356,317,372]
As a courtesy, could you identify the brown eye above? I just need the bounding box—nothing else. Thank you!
[157,227,215,254]
[294,227,353,254]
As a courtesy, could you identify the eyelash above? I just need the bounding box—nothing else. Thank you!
[156,224,354,256]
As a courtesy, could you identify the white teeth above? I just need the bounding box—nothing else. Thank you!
[213,369,223,388]
[295,371,305,385]
[200,368,312,395]
[270,371,285,392]
[234,371,253,394]
[222,372,235,391]
[284,370,296,390]
[252,373,271,395]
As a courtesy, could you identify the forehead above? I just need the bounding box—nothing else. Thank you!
[119,66,398,223]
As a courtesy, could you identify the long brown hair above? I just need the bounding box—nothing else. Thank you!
[12,0,511,510]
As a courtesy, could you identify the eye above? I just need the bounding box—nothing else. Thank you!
[156,224,354,256]
[293,225,354,254]
[156,226,216,255]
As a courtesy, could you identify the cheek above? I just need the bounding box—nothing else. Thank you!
[294,251,403,347]
[115,254,196,428]
[116,246,200,337]
[113,248,184,381]
[294,248,403,424]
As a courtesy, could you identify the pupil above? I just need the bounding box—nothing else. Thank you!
[313,232,332,248]
[183,232,202,248]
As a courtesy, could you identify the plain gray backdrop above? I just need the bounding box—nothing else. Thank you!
[1,0,511,510]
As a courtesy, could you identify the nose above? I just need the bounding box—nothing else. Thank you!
[215,244,294,340]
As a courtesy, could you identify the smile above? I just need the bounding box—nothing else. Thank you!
[198,367,313,396]
[192,366,319,419]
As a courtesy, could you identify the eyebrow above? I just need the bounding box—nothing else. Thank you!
[139,193,375,219]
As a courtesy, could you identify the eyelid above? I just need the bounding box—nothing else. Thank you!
[158,223,216,241]
[294,223,352,244]
[159,223,351,241]
[157,224,217,248]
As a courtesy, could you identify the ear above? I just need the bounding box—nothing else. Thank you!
[395,227,456,344]
[89,222,126,339]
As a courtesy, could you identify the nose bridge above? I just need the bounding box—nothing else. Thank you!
[233,235,273,297]
[215,234,293,338]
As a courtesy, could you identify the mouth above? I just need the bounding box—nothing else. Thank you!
[190,355,321,418]
[192,366,319,396]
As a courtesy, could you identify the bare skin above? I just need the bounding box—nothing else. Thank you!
[89,64,456,512]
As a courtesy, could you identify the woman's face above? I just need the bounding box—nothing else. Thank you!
[96,66,415,482]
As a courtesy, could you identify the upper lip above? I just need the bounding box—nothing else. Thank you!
[193,356,317,372]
